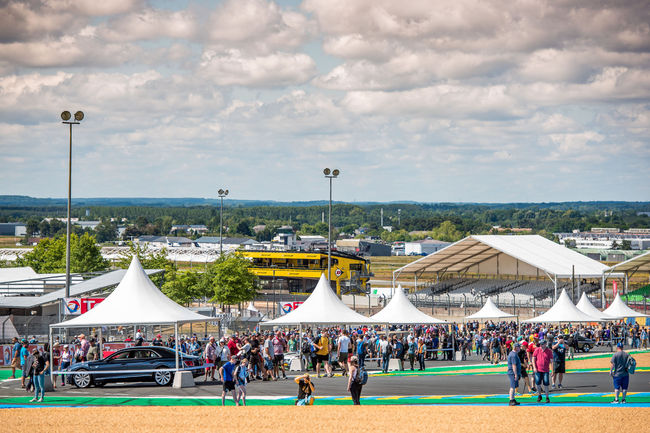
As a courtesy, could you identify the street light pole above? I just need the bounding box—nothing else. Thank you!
[217,189,229,256]
[61,111,83,300]
[323,168,340,295]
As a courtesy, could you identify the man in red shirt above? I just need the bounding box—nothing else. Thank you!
[227,335,240,358]
[531,340,552,403]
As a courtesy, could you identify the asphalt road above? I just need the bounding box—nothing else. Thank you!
[2,372,648,399]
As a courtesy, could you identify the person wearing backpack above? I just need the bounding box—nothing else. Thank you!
[347,356,363,405]
[610,342,635,404]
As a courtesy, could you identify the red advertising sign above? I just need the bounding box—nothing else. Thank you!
[80,298,104,314]
[613,280,618,297]
[279,301,303,314]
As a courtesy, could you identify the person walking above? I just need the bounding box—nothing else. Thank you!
[610,342,632,404]
[417,338,426,371]
[356,334,368,369]
[407,337,417,370]
[518,341,534,395]
[532,340,552,403]
[337,329,351,376]
[314,332,332,378]
[506,343,521,406]
[10,337,21,379]
[219,357,239,406]
[27,348,47,402]
[347,356,363,405]
[379,335,390,373]
[552,335,566,389]
[272,331,288,380]
[19,340,29,389]
[204,336,217,382]
[234,358,250,406]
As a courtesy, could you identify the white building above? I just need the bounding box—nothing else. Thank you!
[404,239,450,256]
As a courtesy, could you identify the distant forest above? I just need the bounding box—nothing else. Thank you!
[1,196,649,243]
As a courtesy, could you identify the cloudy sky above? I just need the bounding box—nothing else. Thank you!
[0,0,648,203]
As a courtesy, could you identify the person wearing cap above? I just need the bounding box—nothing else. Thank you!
[532,339,552,403]
[152,334,163,346]
[19,339,30,388]
[506,342,521,405]
[26,347,46,402]
[518,341,533,395]
[610,342,631,404]
[552,335,567,389]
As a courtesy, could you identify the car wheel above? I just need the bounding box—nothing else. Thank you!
[72,369,91,388]
[153,368,172,386]
[583,345,591,352]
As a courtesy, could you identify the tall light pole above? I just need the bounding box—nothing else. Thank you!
[217,188,229,256]
[61,110,84,300]
[323,168,340,294]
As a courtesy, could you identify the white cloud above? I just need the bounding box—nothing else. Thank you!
[198,49,316,86]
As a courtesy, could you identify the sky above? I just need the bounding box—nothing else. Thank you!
[0,0,649,203]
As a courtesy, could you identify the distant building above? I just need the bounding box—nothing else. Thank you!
[272,226,296,248]
[170,224,208,235]
[252,224,267,234]
[404,239,450,256]
[0,222,26,236]
[194,236,256,249]
[136,236,195,248]
[336,239,391,257]
[557,230,650,250]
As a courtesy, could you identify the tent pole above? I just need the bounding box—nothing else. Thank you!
[299,323,303,371]
[98,327,103,360]
[174,322,179,371]
[49,326,54,388]
[601,274,606,308]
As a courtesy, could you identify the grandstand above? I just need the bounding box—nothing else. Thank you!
[395,235,618,311]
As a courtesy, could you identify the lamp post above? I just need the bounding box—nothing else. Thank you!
[61,110,83,300]
[217,188,229,256]
[323,168,340,295]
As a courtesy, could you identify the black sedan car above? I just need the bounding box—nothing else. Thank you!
[66,346,203,388]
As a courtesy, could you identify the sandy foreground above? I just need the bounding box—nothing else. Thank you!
[3,406,647,433]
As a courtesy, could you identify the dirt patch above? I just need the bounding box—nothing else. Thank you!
[4,406,647,433]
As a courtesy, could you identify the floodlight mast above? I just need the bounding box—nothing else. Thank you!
[218,188,229,256]
[323,168,340,296]
[61,110,83,301]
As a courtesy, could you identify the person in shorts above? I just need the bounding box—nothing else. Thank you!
[10,337,21,379]
[272,331,288,380]
[313,333,332,378]
[219,357,239,406]
[337,330,351,376]
[610,342,631,404]
[532,340,552,403]
[552,335,566,389]
[506,342,521,406]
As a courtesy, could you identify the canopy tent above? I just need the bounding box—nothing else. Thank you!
[50,256,215,371]
[606,251,650,295]
[465,297,516,320]
[370,285,446,324]
[523,289,602,323]
[261,274,377,326]
[576,292,620,320]
[602,293,649,318]
[393,235,619,301]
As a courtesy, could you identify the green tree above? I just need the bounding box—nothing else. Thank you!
[207,253,258,305]
[94,219,118,243]
[25,218,40,237]
[162,269,201,306]
[17,233,108,273]
[620,240,632,250]
[430,220,465,242]
[233,220,253,236]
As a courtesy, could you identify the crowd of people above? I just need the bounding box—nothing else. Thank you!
[6,320,645,405]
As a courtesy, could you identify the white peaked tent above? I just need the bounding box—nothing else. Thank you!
[576,293,620,320]
[261,274,378,326]
[603,294,649,318]
[50,256,214,370]
[465,297,516,320]
[523,289,602,323]
[245,301,260,317]
[371,285,446,324]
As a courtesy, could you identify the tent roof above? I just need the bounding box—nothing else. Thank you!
[261,274,378,326]
[465,297,516,319]
[0,268,162,309]
[603,293,649,318]
[607,250,650,274]
[395,235,610,279]
[576,293,620,320]
[51,256,210,328]
[246,301,259,312]
[523,289,603,323]
[370,285,446,324]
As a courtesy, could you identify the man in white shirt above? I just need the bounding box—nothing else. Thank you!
[337,330,351,376]
[379,335,390,373]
